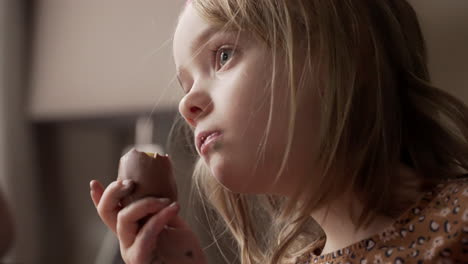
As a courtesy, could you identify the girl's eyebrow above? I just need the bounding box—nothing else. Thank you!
[190,26,241,55]
[189,26,219,54]
[175,27,218,83]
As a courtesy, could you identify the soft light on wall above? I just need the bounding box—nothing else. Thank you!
[29,0,185,121]
[28,0,468,121]
[411,0,468,101]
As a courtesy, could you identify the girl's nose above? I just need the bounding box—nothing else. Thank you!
[178,89,213,127]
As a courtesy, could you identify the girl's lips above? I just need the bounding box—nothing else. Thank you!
[199,131,222,155]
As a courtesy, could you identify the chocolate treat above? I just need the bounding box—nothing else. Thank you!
[118,148,178,207]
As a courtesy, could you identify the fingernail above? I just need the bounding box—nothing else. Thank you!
[122,179,133,188]
[169,202,178,208]
[158,198,171,204]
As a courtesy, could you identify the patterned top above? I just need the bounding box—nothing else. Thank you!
[297,176,468,264]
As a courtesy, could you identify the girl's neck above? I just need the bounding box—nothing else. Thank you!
[314,198,394,255]
[312,165,422,255]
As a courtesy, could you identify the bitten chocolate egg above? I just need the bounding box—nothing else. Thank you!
[117,148,178,207]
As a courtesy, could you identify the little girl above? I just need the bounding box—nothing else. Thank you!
[90,0,468,263]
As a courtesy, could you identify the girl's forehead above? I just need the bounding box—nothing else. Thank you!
[173,3,213,67]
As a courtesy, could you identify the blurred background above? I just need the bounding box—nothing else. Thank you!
[0,0,467,263]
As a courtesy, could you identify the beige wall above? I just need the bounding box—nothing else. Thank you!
[411,0,468,102]
[29,0,185,120]
[28,1,467,122]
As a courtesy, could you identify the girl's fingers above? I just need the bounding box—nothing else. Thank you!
[167,212,190,229]
[90,180,104,207]
[117,197,172,248]
[131,203,180,258]
[96,180,135,233]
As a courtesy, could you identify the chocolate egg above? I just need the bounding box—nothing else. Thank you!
[117,148,178,207]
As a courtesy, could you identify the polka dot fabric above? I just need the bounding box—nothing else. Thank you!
[296,175,468,264]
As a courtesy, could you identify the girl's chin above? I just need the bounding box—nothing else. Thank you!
[206,152,268,194]
[211,170,265,194]
[210,168,245,193]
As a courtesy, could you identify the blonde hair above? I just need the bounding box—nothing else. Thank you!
[170,0,468,263]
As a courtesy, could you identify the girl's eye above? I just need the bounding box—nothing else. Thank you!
[217,48,234,69]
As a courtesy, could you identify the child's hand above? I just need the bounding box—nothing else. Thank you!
[90,179,208,264]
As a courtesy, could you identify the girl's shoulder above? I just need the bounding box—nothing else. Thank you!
[386,173,468,262]
[297,173,468,264]
[428,173,468,213]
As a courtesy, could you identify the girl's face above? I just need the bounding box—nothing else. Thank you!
[173,5,321,196]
